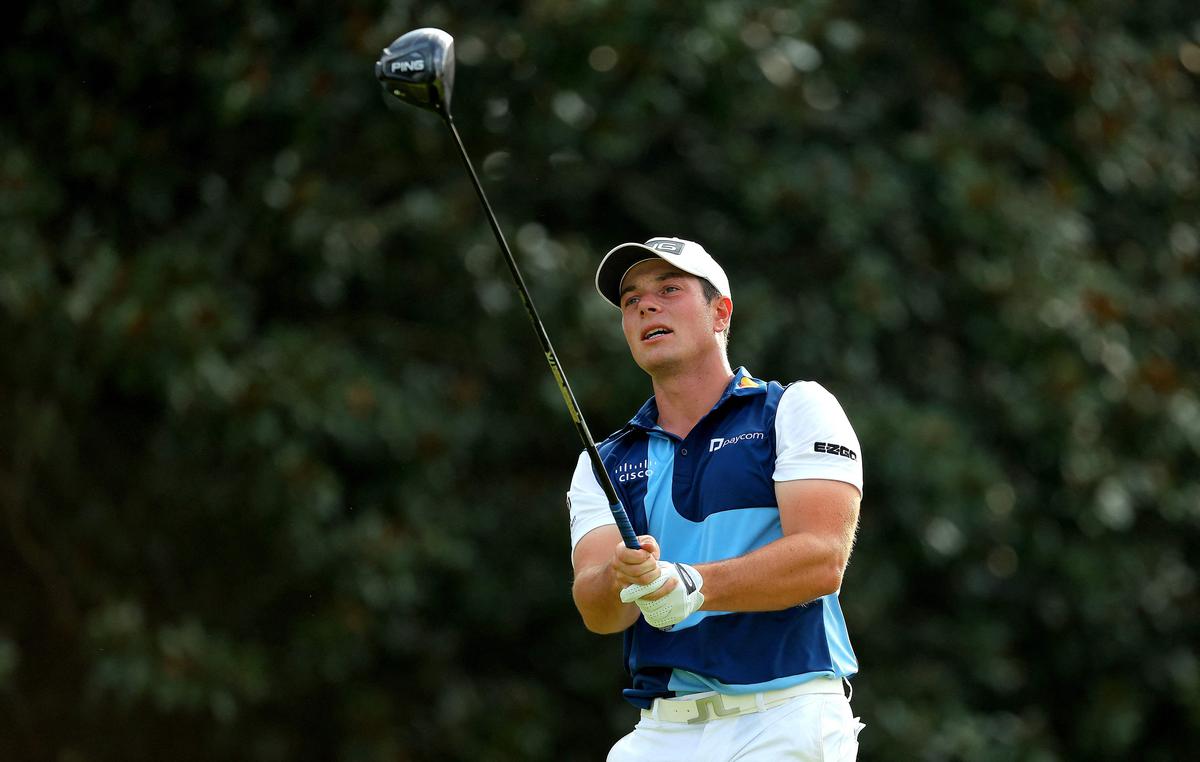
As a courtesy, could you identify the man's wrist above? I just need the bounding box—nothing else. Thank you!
[692,562,715,611]
[602,563,635,604]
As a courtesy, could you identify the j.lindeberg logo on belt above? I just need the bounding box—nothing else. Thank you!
[709,432,765,452]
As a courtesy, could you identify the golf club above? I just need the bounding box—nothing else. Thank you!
[376,28,640,550]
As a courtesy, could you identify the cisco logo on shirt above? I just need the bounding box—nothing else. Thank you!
[616,459,653,483]
[709,432,766,452]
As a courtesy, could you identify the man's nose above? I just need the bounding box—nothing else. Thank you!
[639,301,659,315]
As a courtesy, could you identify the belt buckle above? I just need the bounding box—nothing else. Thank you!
[686,693,743,725]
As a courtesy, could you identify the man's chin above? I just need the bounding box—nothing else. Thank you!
[633,350,684,378]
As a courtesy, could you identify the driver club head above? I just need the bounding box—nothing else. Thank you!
[375,28,455,117]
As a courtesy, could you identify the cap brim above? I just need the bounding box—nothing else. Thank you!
[595,243,665,308]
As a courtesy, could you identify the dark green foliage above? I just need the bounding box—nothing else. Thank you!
[2,1,1197,759]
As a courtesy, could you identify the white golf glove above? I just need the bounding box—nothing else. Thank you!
[620,561,705,630]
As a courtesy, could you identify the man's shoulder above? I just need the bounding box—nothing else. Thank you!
[728,370,786,398]
[777,379,839,401]
[736,376,790,404]
[755,379,849,426]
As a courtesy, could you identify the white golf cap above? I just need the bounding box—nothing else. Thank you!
[595,236,731,308]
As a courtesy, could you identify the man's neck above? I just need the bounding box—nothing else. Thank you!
[650,355,735,439]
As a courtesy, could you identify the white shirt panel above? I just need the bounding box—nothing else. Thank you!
[567,450,617,553]
[773,381,863,494]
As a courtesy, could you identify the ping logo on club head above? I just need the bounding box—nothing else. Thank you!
[645,239,685,254]
[390,55,426,74]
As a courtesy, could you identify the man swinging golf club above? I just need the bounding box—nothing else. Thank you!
[568,237,866,761]
[374,30,865,759]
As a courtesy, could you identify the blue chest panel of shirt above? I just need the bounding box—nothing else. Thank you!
[597,380,782,533]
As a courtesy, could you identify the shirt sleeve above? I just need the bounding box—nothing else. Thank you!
[773,381,864,495]
[567,450,616,553]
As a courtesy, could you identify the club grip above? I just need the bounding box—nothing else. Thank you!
[610,502,641,549]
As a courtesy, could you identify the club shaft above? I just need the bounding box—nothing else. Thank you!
[443,115,640,550]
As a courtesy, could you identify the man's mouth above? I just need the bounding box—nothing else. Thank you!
[641,327,673,341]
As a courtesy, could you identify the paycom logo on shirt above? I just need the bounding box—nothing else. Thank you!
[709,432,765,452]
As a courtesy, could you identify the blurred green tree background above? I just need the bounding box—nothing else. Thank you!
[2,1,1198,759]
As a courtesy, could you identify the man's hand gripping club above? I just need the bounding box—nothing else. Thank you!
[612,535,705,630]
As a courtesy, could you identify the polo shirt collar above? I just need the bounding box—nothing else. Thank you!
[626,367,767,431]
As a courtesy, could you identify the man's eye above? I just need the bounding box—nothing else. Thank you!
[663,286,679,294]
[624,296,639,307]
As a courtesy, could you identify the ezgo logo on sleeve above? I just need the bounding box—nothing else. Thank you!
[814,442,857,460]
[709,432,765,452]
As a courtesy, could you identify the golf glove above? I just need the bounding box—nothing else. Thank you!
[620,561,705,630]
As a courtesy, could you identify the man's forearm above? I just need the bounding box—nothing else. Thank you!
[697,532,848,613]
[572,563,641,634]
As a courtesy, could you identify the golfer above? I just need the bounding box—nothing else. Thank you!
[567,237,865,760]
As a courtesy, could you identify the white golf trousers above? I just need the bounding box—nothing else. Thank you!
[607,692,864,762]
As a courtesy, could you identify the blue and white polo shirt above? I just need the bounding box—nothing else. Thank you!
[567,367,863,708]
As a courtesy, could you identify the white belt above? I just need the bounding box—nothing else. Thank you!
[641,677,844,725]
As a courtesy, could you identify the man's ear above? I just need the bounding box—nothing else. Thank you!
[712,296,733,332]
